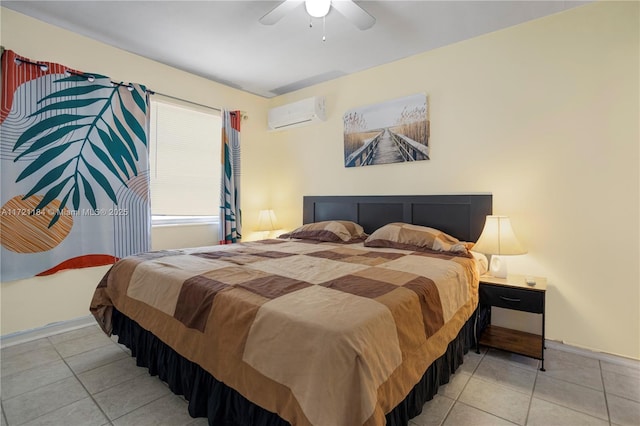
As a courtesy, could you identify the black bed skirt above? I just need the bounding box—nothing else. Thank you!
[112,308,478,426]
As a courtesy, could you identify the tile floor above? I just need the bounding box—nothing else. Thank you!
[1,323,639,426]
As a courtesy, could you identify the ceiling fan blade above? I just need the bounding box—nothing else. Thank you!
[331,0,376,30]
[259,0,304,25]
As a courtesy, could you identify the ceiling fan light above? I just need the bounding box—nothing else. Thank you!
[305,0,331,18]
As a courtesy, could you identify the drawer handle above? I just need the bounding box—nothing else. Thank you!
[499,296,521,303]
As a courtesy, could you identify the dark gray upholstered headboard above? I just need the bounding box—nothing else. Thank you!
[303,194,492,242]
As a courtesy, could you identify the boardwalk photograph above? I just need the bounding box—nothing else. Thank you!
[343,93,429,168]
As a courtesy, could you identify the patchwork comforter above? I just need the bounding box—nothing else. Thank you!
[90,239,479,426]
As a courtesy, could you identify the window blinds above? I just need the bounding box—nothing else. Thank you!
[149,100,221,216]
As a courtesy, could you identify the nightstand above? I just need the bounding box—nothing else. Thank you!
[477,274,547,371]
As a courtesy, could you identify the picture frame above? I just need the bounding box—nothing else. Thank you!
[343,93,429,167]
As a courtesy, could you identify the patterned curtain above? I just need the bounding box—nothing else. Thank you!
[0,49,150,281]
[219,110,241,244]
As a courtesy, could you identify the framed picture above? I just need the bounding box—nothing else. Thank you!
[343,93,429,167]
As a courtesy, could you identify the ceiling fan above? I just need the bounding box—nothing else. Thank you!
[260,0,376,31]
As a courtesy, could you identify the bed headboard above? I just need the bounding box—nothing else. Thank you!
[303,194,492,242]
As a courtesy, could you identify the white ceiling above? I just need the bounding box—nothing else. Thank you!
[3,1,587,98]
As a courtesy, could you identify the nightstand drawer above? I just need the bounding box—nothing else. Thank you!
[479,284,544,313]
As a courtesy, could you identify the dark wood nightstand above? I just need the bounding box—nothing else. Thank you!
[477,274,547,371]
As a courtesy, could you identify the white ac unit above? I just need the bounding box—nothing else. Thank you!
[267,96,326,131]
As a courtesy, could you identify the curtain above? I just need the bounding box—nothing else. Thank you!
[0,49,150,281]
[219,110,241,244]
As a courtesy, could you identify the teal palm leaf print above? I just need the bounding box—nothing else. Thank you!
[12,75,147,227]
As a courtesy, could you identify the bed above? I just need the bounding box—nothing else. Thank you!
[90,194,492,426]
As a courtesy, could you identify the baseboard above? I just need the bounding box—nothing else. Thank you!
[545,339,640,370]
[0,315,98,348]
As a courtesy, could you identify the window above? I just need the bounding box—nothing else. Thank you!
[149,98,221,225]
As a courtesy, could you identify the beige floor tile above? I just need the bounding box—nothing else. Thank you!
[0,346,61,378]
[443,402,517,426]
[65,343,129,374]
[0,359,73,400]
[526,397,608,426]
[2,377,88,425]
[51,333,115,359]
[607,394,640,426]
[534,374,608,421]
[439,372,471,400]
[484,349,539,371]
[112,393,195,426]
[93,375,172,420]
[544,347,600,370]
[20,397,109,426]
[542,357,604,391]
[46,325,103,345]
[77,356,147,394]
[459,377,530,425]
[410,394,454,426]
[456,348,485,375]
[1,339,53,360]
[5,325,640,426]
[473,356,537,395]
[603,369,640,402]
[601,360,640,379]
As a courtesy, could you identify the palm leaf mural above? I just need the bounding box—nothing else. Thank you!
[12,75,148,227]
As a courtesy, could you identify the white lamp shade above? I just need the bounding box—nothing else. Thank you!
[305,0,331,18]
[256,209,278,232]
[473,216,527,255]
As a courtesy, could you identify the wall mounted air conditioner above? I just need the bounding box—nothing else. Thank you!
[267,96,326,131]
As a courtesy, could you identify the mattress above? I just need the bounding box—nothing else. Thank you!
[90,238,480,426]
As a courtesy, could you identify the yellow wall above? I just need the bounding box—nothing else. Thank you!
[258,2,639,359]
[1,2,639,360]
[0,7,268,335]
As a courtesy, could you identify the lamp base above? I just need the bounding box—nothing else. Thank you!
[489,255,508,279]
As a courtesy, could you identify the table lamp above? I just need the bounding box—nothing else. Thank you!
[473,215,527,278]
[256,209,278,238]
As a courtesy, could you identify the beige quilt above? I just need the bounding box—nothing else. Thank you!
[90,239,479,426]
